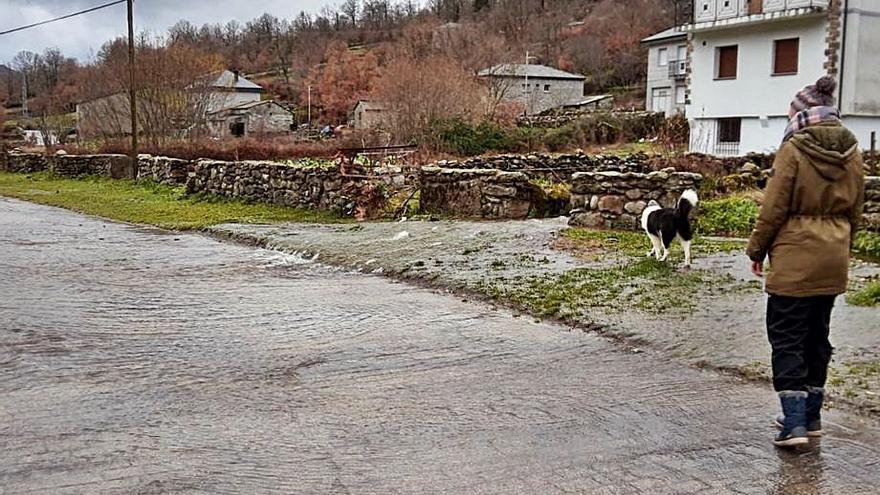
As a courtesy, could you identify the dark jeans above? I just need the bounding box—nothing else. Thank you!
[766,294,836,392]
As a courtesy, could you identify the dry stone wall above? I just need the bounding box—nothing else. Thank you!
[435,152,653,181]
[419,167,535,219]
[569,169,703,230]
[865,176,880,231]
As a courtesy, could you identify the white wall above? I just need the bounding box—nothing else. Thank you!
[645,39,688,115]
[691,115,880,155]
[687,15,828,121]
[839,0,880,116]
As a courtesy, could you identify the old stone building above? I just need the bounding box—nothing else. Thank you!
[478,64,587,115]
[207,100,295,138]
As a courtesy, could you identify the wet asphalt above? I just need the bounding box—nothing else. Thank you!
[1,198,879,494]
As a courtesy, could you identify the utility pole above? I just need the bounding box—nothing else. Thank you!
[523,50,529,117]
[127,0,138,171]
[21,70,28,118]
[308,85,312,127]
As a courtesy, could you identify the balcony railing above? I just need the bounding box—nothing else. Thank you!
[685,0,829,28]
[668,59,688,79]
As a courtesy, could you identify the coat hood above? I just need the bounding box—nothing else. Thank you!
[789,124,859,181]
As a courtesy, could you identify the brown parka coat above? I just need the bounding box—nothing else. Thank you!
[746,123,865,297]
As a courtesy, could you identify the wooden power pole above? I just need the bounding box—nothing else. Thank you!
[127,0,138,172]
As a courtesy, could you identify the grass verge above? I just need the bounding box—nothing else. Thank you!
[559,228,745,261]
[695,195,759,237]
[474,257,738,318]
[0,172,344,230]
[846,280,880,307]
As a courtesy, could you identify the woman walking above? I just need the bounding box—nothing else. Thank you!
[747,76,865,448]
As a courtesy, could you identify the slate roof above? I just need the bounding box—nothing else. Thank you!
[478,64,585,81]
[641,27,687,44]
[210,70,265,92]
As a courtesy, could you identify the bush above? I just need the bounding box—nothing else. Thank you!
[853,231,880,259]
[696,196,760,237]
[58,134,378,162]
[427,118,515,156]
[847,281,880,307]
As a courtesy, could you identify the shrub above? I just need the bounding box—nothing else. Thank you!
[853,231,880,259]
[427,118,514,156]
[847,281,880,307]
[696,196,760,237]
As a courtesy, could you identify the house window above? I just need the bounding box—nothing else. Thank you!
[717,117,742,155]
[716,45,738,79]
[652,87,671,113]
[773,38,799,75]
[658,47,669,67]
[718,118,741,142]
[677,45,687,62]
[675,86,686,105]
[544,84,551,92]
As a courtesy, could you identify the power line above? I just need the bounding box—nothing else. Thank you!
[0,0,127,37]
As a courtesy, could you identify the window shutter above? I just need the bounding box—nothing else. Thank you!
[774,38,799,75]
[717,46,738,79]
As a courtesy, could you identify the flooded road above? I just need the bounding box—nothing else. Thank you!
[1,198,879,494]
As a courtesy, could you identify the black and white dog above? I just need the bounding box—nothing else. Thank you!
[640,189,699,266]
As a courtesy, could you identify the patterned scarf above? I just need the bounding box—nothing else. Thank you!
[782,106,840,142]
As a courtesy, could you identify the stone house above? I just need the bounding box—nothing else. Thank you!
[641,27,689,116]
[350,100,394,130]
[207,100,295,138]
[681,0,880,156]
[478,64,586,115]
[76,69,271,139]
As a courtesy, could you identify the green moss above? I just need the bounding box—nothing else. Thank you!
[695,196,760,237]
[0,172,345,230]
[846,280,880,307]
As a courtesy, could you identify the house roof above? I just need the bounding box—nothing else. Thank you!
[210,70,265,93]
[641,27,687,44]
[478,64,586,81]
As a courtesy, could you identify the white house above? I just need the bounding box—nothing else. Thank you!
[641,28,689,115]
[683,0,880,156]
[478,64,586,115]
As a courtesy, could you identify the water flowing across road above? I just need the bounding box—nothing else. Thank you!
[1,198,878,494]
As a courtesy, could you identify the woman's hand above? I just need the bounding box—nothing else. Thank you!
[751,260,764,278]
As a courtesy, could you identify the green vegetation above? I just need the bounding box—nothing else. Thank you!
[0,172,344,230]
[853,231,880,260]
[847,280,880,307]
[561,228,745,258]
[695,196,760,237]
[475,257,731,318]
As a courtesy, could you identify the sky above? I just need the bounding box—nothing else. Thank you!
[0,0,332,63]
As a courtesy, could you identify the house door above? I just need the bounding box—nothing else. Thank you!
[230,122,245,137]
[748,0,763,15]
[652,88,671,114]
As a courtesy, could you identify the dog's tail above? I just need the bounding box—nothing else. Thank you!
[676,189,699,219]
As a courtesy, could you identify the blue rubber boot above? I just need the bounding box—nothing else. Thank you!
[775,386,823,437]
[774,391,809,448]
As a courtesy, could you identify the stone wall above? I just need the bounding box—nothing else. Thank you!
[419,167,534,219]
[568,169,703,230]
[2,152,132,177]
[138,155,191,185]
[435,153,653,180]
[865,176,880,231]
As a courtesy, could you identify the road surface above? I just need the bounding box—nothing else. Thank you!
[1,198,878,494]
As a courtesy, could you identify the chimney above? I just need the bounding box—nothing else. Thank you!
[232,69,240,83]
